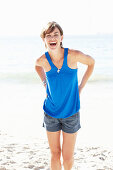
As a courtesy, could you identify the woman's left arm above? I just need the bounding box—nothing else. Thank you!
[75,50,95,95]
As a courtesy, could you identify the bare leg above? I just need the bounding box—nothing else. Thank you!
[62,131,77,170]
[46,130,62,170]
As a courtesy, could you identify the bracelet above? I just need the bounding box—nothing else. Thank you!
[42,79,47,86]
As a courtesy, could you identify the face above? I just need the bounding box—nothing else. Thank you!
[44,27,63,50]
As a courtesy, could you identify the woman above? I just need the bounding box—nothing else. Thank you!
[35,21,95,170]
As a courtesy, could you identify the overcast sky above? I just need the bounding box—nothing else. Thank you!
[0,0,113,36]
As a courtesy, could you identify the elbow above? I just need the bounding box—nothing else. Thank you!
[92,58,95,66]
[35,65,38,72]
[89,56,95,66]
[35,65,38,71]
[89,58,95,71]
[86,55,95,66]
[35,64,40,72]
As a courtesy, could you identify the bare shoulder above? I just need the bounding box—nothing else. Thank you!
[35,54,47,67]
[68,49,82,63]
[68,48,95,65]
[68,48,92,59]
[35,53,51,72]
[68,48,83,57]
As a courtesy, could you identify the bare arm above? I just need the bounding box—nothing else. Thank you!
[35,58,47,89]
[74,50,95,95]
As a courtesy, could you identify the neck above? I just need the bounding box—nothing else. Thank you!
[48,47,64,61]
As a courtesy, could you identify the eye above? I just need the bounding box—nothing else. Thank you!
[54,34,59,37]
[46,34,51,38]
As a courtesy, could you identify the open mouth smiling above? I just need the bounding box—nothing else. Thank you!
[49,42,57,46]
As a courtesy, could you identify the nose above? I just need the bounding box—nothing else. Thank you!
[51,35,55,40]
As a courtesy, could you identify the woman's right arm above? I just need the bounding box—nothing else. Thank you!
[35,57,47,88]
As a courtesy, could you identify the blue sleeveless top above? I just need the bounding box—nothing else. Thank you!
[43,48,80,118]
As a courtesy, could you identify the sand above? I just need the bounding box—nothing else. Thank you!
[0,130,113,170]
[0,82,113,169]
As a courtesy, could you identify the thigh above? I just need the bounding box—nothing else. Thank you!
[46,130,61,153]
[62,131,77,159]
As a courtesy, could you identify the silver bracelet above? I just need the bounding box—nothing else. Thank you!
[42,79,47,86]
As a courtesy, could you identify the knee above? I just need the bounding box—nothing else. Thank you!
[51,149,61,160]
[62,153,74,164]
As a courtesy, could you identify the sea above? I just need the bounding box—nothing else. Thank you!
[0,34,113,84]
[0,34,113,141]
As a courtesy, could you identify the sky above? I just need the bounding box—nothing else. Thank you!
[0,0,113,36]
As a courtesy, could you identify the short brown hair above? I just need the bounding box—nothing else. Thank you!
[40,21,63,48]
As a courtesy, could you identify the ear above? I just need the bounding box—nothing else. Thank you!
[61,35,63,42]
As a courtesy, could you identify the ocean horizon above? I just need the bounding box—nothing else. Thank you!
[0,34,113,84]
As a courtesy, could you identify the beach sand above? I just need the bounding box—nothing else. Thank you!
[0,130,113,170]
[0,82,113,169]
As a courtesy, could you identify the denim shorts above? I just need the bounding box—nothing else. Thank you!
[43,112,81,134]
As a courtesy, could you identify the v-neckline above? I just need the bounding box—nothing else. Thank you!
[47,48,65,71]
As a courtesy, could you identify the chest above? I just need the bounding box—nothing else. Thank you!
[44,54,77,72]
[52,58,64,69]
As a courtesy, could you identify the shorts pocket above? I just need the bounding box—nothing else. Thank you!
[44,112,56,125]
